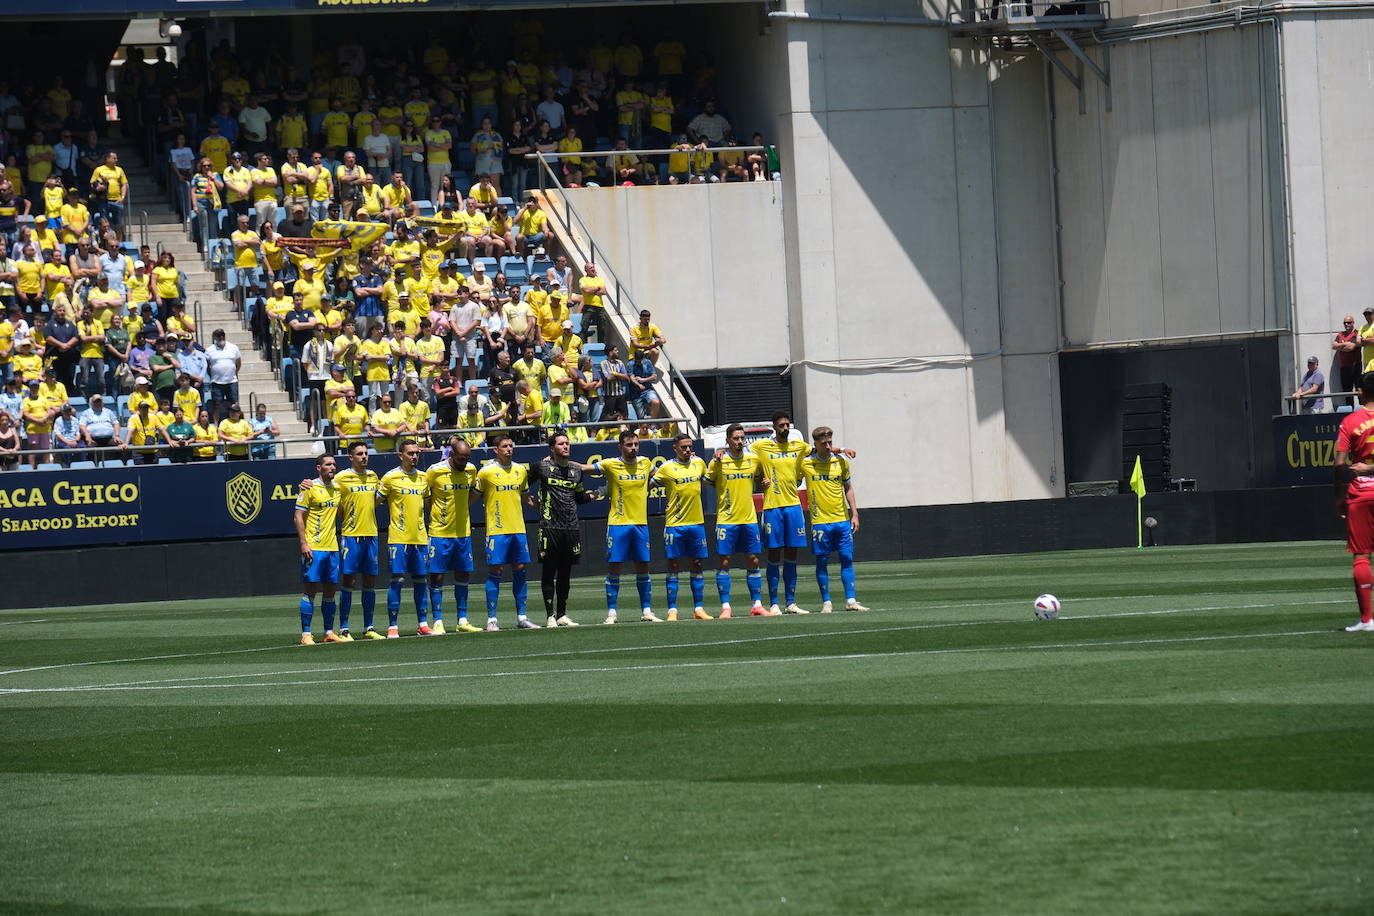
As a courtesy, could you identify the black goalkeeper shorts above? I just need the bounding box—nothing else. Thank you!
[538,528,582,565]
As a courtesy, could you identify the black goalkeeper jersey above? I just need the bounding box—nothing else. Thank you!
[533,457,594,530]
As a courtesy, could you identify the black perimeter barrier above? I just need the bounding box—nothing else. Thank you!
[5,486,1342,610]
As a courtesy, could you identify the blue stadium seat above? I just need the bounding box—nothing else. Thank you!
[69,460,96,470]
[501,257,528,284]
[452,258,471,275]
[584,343,606,361]
[474,258,498,276]
[530,258,553,278]
[416,200,435,218]
[570,313,583,335]
[16,464,34,471]
[157,457,173,465]
[496,196,514,209]
[450,171,471,192]
[456,142,475,172]
[38,463,62,471]
[595,137,613,151]
[97,458,125,467]
[68,396,87,412]
[116,394,131,419]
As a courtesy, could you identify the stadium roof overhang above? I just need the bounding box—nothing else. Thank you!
[5,0,750,23]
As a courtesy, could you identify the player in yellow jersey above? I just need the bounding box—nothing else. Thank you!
[650,433,713,621]
[750,410,858,612]
[425,436,484,634]
[592,428,660,624]
[377,438,433,637]
[334,442,385,638]
[796,426,867,613]
[708,423,768,617]
[294,455,343,645]
[470,432,535,630]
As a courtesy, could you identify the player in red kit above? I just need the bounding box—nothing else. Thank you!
[1334,371,1374,631]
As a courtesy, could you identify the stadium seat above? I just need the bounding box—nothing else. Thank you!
[16,464,33,471]
[452,258,471,275]
[474,257,498,276]
[496,196,514,209]
[117,395,131,420]
[68,396,87,412]
[416,200,436,219]
[530,258,553,278]
[595,137,613,151]
[157,457,173,465]
[456,142,475,172]
[70,461,96,470]
[570,313,584,335]
[501,257,528,284]
[38,463,62,471]
[450,171,471,191]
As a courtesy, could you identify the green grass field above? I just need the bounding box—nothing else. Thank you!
[3,541,1373,914]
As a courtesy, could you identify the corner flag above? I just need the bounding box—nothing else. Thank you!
[1129,455,1146,549]
[1129,456,1146,499]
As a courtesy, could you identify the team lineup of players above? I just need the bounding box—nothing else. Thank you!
[292,411,866,643]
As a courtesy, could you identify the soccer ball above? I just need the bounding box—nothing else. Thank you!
[1033,594,1061,620]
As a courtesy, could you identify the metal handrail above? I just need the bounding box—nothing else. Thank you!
[527,144,769,161]
[532,154,707,423]
[191,298,203,346]
[138,210,149,253]
[4,417,694,464]
[953,0,1108,21]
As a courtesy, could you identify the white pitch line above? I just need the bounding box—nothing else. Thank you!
[0,595,1345,684]
[0,628,1334,695]
[11,598,1343,692]
[0,618,50,626]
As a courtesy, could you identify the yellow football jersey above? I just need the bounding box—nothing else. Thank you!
[710,453,762,525]
[750,437,809,510]
[296,478,341,552]
[797,454,852,525]
[425,461,476,538]
[475,460,529,536]
[378,467,429,545]
[333,467,380,537]
[598,456,652,526]
[656,456,707,528]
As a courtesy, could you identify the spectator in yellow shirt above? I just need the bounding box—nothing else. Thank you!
[630,309,666,362]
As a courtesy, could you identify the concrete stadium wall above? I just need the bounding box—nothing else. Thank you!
[1281,11,1374,393]
[1050,24,1288,348]
[562,184,791,373]
[11,487,1339,610]
[766,0,1065,508]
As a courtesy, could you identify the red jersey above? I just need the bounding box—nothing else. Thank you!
[1336,329,1361,368]
[1337,407,1374,496]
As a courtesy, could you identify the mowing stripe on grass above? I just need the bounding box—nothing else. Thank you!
[0,628,1335,694]
[0,596,1347,685]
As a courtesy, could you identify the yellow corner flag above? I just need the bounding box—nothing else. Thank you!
[1129,455,1146,499]
[1129,455,1146,549]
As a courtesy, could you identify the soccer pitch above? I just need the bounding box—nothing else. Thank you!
[2,541,1371,914]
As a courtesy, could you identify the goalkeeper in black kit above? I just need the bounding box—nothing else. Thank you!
[532,432,602,627]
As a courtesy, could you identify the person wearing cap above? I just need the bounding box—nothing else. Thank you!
[128,374,157,415]
[125,397,159,464]
[218,403,254,460]
[465,259,494,303]
[630,309,666,362]
[553,318,583,363]
[79,392,122,458]
[431,261,463,310]
[21,378,53,467]
[51,401,82,465]
[59,187,90,255]
[535,281,570,346]
[1359,308,1374,373]
[90,152,129,241]
[324,362,355,423]
[1294,356,1326,414]
[539,384,574,438]
[546,346,574,401]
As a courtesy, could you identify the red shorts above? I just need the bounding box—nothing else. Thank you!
[1347,489,1374,553]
